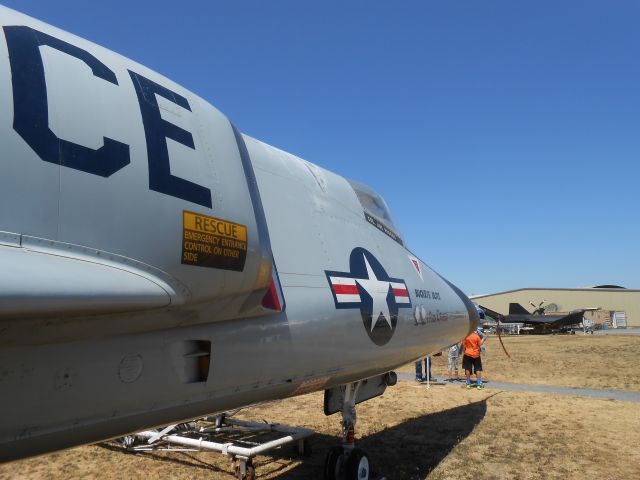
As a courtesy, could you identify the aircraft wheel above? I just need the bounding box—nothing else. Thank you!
[296,438,313,457]
[345,448,370,480]
[323,445,344,480]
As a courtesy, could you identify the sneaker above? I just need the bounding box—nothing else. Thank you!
[466,384,472,389]
[477,383,485,389]
[415,377,423,382]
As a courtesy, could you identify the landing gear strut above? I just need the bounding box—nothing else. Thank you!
[324,381,371,480]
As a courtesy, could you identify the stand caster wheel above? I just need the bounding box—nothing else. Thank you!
[345,448,370,480]
[117,435,140,452]
[234,460,255,480]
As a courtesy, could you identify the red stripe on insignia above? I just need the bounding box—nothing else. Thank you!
[333,284,359,295]
[393,288,409,297]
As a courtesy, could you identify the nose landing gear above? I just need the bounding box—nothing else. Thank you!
[323,381,371,480]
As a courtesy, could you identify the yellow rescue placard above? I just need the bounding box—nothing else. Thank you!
[182,211,248,271]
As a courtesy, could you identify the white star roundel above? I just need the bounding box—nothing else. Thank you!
[325,247,412,346]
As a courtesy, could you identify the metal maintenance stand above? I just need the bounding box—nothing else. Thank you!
[113,414,314,480]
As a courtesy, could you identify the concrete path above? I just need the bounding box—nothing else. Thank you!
[397,373,640,403]
[593,328,640,336]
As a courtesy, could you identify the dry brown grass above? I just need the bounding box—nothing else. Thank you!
[2,335,640,480]
[398,334,640,391]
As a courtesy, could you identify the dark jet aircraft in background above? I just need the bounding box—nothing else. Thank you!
[480,302,589,334]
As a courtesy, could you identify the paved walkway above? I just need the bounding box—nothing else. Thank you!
[593,328,640,336]
[397,373,640,403]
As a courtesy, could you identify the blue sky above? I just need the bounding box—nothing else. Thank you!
[4,1,639,295]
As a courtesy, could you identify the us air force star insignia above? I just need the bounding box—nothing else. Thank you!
[356,257,393,331]
[325,247,412,346]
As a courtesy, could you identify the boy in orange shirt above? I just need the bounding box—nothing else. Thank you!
[462,327,485,389]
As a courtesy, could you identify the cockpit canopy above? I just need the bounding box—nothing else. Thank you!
[348,179,404,245]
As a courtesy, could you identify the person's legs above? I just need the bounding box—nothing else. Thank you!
[474,357,484,389]
[415,359,423,381]
[462,355,472,388]
[454,356,459,380]
[447,356,454,380]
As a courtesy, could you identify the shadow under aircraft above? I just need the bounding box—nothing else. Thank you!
[99,395,492,479]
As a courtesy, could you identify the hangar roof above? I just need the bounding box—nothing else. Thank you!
[471,286,640,299]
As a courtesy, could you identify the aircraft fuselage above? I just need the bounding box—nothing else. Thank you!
[0,6,477,461]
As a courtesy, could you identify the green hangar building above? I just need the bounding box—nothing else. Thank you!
[471,286,639,328]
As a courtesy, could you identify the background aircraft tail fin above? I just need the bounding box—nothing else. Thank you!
[509,302,530,315]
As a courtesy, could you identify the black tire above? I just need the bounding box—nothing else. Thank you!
[297,438,312,457]
[324,445,344,480]
[345,448,370,480]
[117,435,139,451]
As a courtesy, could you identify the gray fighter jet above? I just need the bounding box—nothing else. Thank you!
[0,6,478,478]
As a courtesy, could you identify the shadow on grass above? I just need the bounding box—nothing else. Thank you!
[97,441,230,474]
[272,393,495,479]
[99,393,495,479]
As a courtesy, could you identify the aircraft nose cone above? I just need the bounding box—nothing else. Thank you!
[467,300,481,331]
[442,278,480,334]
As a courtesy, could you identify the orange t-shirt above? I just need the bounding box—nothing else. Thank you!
[463,332,482,358]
